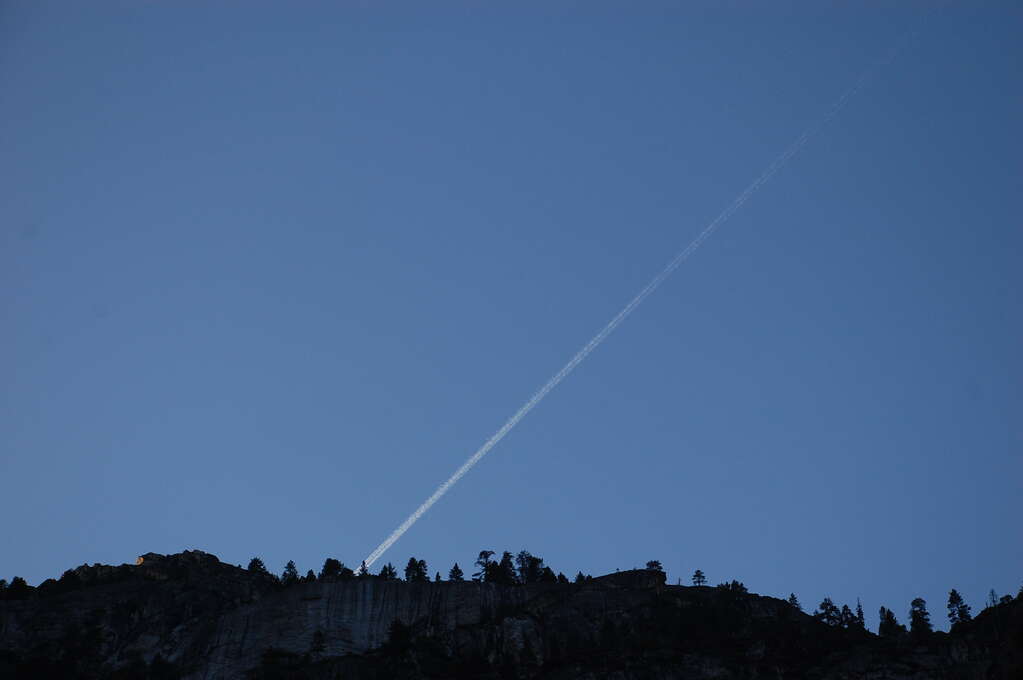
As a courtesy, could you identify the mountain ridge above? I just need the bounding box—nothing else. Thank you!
[1,549,1020,679]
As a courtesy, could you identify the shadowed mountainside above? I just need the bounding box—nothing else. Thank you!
[1,550,1020,679]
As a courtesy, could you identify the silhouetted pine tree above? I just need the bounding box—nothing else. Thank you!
[304,570,316,582]
[6,577,30,600]
[557,572,569,584]
[839,604,855,628]
[494,551,517,585]
[404,557,428,582]
[574,571,586,584]
[692,569,706,586]
[319,558,342,579]
[248,558,269,575]
[856,599,866,629]
[815,597,840,626]
[282,561,299,584]
[516,551,545,584]
[878,606,905,638]
[909,598,932,638]
[788,593,802,611]
[947,589,972,628]
[435,572,441,582]
[645,560,663,571]
[473,551,494,582]
[378,562,398,580]
[717,580,748,594]
[448,563,464,582]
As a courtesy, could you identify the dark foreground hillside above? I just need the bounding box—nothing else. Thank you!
[1,550,1020,679]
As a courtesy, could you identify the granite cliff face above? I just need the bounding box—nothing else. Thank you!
[1,550,1019,679]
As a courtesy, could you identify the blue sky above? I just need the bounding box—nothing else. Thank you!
[2,3,1020,630]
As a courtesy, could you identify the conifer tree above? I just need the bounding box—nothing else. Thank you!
[320,558,342,579]
[493,551,517,585]
[305,570,316,582]
[516,551,545,584]
[248,557,269,575]
[404,557,428,582]
[6,576,30,599]
[473,551,494,582]
[788,593,802,611]
[574,571,586,584]
[282,560,299,584]
[878,607,905,638]
[856,599,866,629]
[435,572,441,582]
[645,560,663,571]
[947,590,971,628]
[815,597,840,626]
[378,562,398,580]
[909,598,932,638]
[840,604,855,628]
[692,569,706,586]
[448,563,464,582]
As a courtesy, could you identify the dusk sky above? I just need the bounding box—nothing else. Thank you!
[2,3,1020,631]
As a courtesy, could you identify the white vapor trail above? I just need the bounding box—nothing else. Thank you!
[362,48,902,570]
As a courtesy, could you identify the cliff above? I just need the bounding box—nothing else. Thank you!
[0,550,1019,679]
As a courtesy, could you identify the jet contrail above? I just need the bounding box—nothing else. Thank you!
[362,43,907,570]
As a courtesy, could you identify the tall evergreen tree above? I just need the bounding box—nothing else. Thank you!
[378,562,398,580]
[282,560,299,584]
[448,563,464,582]
[947,589,972,628]
[839,604,855,628]
[788,593,802,611]
[574,571,586,584]
[473,551,494,582]
[645,560,663,572]
[515,551,545,584]
[404,557,428,582]
[320,558,342,579]
[909,598,932,638]
[357,561,370,577]
[692,569,706,586]
[815,597,840,626]
[489,551,517,585]
[878,607,905,638]
[856,599,866,629]
[986,589,998,609]
[305,570,316,582]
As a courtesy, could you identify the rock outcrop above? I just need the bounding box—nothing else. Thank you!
[0,550,1020,679]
